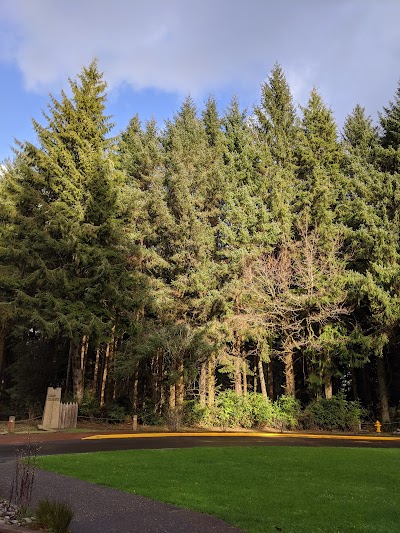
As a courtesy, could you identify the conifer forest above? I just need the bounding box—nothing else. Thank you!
[1,61,400,430]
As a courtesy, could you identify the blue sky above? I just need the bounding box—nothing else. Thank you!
[1,0,399,162]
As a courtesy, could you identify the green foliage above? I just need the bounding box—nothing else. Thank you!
[246,393,276,428]
[302,393,364,431]
[35,499,74,533]
[105,403,129,424]
[78,390,103,419]
[138,401,163,426]
[183,400,212,427]
[213,390,253,428]
[185,392,298,430]
[273,394,301,430]
[3,61,400,425]
[79,391,128,423]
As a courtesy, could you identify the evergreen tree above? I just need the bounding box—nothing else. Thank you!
[0,62,131,403]
[340,105,400,422]
[342,104,378,163]
[380,82,400,149]
[158,97,221,411]
[288,89,347,397]
[254,63,298,243]
[218,97,276,395]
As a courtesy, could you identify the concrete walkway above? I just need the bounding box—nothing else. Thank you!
[0,461,241,533]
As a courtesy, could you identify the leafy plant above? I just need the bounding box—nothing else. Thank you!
[273,395,301,430]
[35,499,74,533]
[247,393,275,428]
[302,393,364,431]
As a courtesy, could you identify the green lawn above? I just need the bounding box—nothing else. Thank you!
[37,446,400,533]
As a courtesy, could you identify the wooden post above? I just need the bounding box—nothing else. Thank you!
[8,416,15,433]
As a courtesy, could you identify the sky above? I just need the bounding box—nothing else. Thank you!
[0,0,399,162]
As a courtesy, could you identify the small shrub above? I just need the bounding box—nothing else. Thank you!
[247,394,275,428]
[105,403,128,424]
[35,499,74,533]
[78,391,102,419]
[137,401,163,426]
[273,395,301,430]
[302,393,363,431]
[183,401,212,427]
[214,390,250,429]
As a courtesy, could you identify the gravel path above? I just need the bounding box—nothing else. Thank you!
[0,461,241,533]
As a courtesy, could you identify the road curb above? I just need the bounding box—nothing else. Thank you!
[82,430,400,441]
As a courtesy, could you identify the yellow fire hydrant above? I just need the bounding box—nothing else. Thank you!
[375,420,381,433]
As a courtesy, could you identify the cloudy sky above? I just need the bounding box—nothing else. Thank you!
[0,0,399,161]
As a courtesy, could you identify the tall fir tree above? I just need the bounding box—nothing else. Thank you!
[254,63,298,243]
[340,105,400,422]
[0,62,131,403]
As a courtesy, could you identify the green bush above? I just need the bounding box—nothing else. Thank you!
[186,392,281,430]
[105,403,129,424]
[78,390,102,419]
[183,400,212,427]
[273,395,301,430]
[138,401,163,426]
[302,393,363,431]
[35,499,74,533]
[214,390,243,428]
[246,394,275,428]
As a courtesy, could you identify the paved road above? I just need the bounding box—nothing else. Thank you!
[1,431,399,463]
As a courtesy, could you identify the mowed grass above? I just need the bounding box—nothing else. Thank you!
[37,446,399,533]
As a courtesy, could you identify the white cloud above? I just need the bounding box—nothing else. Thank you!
[1,0,400,122]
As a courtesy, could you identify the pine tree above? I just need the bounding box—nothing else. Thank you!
[157,97,221,411]
[217,97,276,396]
[342,104,378,162]
[0,61,130,403]
[340,105,400,422]
[254,63,298,243]
[288,89,347,397]
[380,82,400,149]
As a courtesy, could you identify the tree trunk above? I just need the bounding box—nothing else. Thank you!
[377,357,390,424]
[158,351,165,411]
[70,341,84,403]
[110,334,117,402]
[234,356,242,396]
[199,360,207,408]
[284,351,295,397]
[80,335,89,390]
[207,356,215,407]
[100,342,110,408]
[133,366,139,415]
[324,374,333,399]
[267,360,274,399]
[65,344,72,399]
[92,345,101,392]
[169,384,176,409]
[151,356,158,407]
[242,358,248,395]
[258,357,268,400]
[176,356,184,409]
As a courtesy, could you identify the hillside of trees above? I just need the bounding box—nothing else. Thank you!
[1,61,400,429]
